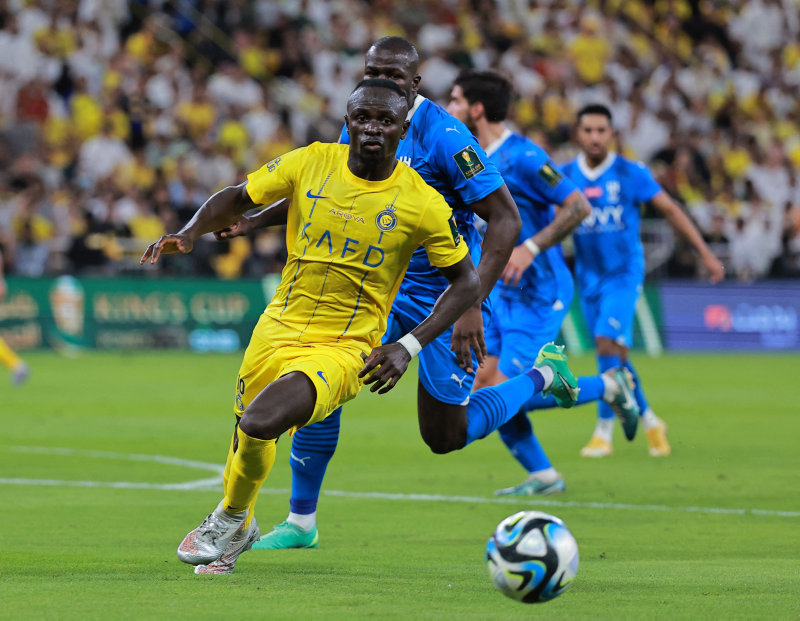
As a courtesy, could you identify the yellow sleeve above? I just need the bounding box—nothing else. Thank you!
[245,146,308,206]
[417,192,470,269]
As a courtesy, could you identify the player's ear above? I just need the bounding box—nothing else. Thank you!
[472,101,485,121]
[412,74,421,91]
[344,114,350,134]
[400,119,410,140]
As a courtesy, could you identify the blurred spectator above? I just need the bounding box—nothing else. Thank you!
[0,0,798,282]
[78,120,131,184]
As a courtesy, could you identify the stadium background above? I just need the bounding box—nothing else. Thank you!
[1,3,799,617]
[1,0,799,353]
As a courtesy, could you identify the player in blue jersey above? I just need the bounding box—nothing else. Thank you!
[209,38,578,565]
[447,70,641,496]
[562,104,724,458]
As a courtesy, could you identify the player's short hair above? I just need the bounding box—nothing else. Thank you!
[577,104,613,124]
[352,78,407,100]
[453,70,512,123]
[369,36,420,67]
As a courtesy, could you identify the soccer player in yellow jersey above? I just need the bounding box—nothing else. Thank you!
[0,249,30,386]
[139,79,481,571]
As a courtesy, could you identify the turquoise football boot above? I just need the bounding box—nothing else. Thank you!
[535,343,579,408]
[251,520,319,550]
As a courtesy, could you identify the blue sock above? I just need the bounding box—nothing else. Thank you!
[498,411,551,472]
[596,354,620,421]
[288,407,341,515]
[623,360,650,414]
[465,369,544,445]
[523,375,606,411]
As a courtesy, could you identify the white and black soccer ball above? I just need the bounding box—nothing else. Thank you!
[485,511,579,604]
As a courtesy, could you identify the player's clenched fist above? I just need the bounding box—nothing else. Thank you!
[139,234,194,265]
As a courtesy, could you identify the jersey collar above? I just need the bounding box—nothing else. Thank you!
[407,94,424,122]
[577,151,616,181]
[484,127,513,157]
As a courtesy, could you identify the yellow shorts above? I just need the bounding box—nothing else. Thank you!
[234,331,365,434]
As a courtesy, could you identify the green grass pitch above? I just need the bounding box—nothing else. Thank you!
[1,351,798,619]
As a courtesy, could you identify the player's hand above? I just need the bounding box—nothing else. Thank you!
[501,244,535,287]
[359,343,411,394]
[139,234,194,265]
[214,216,254,241]
[703,253,725,283]
[451,305,485,374]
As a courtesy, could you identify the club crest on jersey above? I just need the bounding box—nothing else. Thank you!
[605,180,621,203]
[453,145,485,180]
[376,206,398,232]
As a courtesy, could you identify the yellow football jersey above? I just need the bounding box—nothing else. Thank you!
[246,142,469,353]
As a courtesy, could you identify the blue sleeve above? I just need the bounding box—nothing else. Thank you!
[516,147,577,207]
[428,117,504,205]
[338,124,349,145]
[631,161,661,203]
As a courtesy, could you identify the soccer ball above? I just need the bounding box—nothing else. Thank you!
[485,511,579,604]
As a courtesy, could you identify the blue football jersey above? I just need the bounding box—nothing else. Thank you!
[340,95,504,296]
[560,152,661,295]
[485,129,576,305]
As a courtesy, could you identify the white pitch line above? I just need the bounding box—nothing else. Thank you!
[8,446,224,473]
[316,490,800,518]
[0,477,223,491]
[2,446,798,518]
[1,445,223,491]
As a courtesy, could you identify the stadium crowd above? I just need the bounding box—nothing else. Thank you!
[1,0,799,281]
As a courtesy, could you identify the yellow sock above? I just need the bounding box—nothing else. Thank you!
[0,337,22,371]
[221,421,260,528]
[222,423,238,497]
[223,427,275,519]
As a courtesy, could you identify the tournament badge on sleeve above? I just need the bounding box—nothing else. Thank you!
[453,145,486,180]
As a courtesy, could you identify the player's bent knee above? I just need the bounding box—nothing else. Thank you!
[419,424,467,454]
[423,434,464,454]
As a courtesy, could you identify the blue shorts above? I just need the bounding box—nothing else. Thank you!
[579,275,642,347]
[384,284,492,405]
[485,293,570,379]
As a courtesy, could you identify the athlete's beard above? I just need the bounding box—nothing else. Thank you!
[585,146,607,167]
[464,112,478,136]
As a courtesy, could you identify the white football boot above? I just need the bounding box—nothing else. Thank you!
[177,501,248,565]
[194,517,260,574]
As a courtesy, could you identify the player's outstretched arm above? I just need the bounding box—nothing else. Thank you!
[140,182,259,265]
[650,191,725,283]
[360,254,480,394]
[502,189,591,286]
[213,199,291,240]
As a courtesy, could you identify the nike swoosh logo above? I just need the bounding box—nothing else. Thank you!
[307,190,330,200]
[317,370,329,386]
